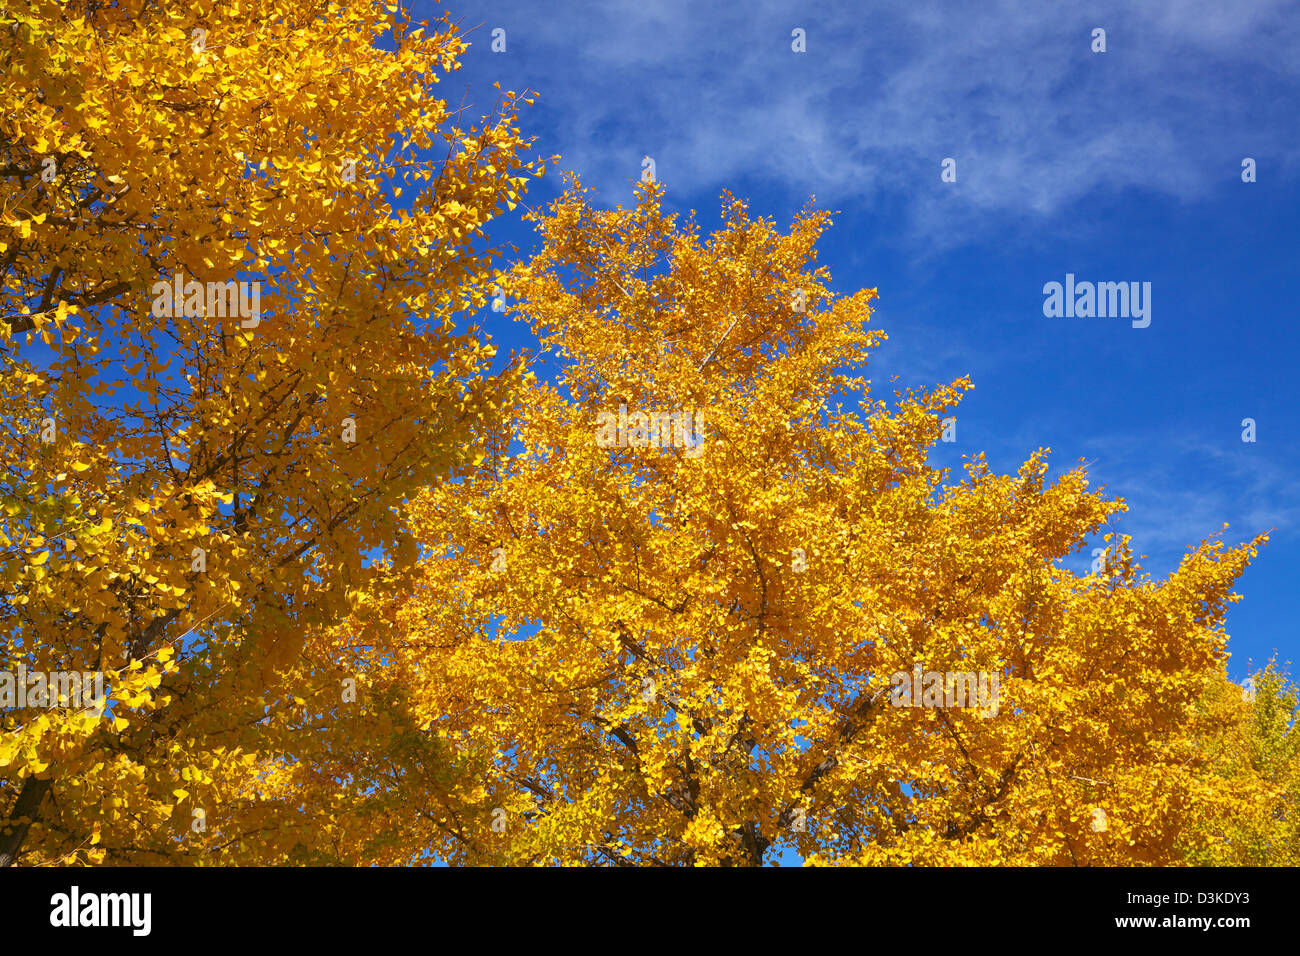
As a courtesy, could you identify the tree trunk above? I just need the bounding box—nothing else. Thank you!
[0,776,52,867]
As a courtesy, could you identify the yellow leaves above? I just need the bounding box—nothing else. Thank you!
[306,177,1266,869]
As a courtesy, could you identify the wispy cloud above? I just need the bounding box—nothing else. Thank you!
[1073,430,1299,570]
[458,0,1300,247]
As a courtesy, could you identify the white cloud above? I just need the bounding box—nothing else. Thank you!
[457,0,1300,247]
[1071,431,1299,571]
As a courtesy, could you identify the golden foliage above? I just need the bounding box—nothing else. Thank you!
[1,0,540,865]
[354,180,1267,866]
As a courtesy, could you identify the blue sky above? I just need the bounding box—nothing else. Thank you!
[429,0,1300,684]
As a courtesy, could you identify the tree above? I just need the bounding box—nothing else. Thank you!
[1,0,540,865]
[359,178,1266,865]
[1179,662,1299,865]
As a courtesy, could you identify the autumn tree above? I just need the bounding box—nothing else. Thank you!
[1178,662,1299,865]
[358,178,1266,866]
[0,0,540,865]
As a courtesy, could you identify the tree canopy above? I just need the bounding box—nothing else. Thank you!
[330,181,1270,866]
[1,0,539,865]
[1,3,1285,868]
